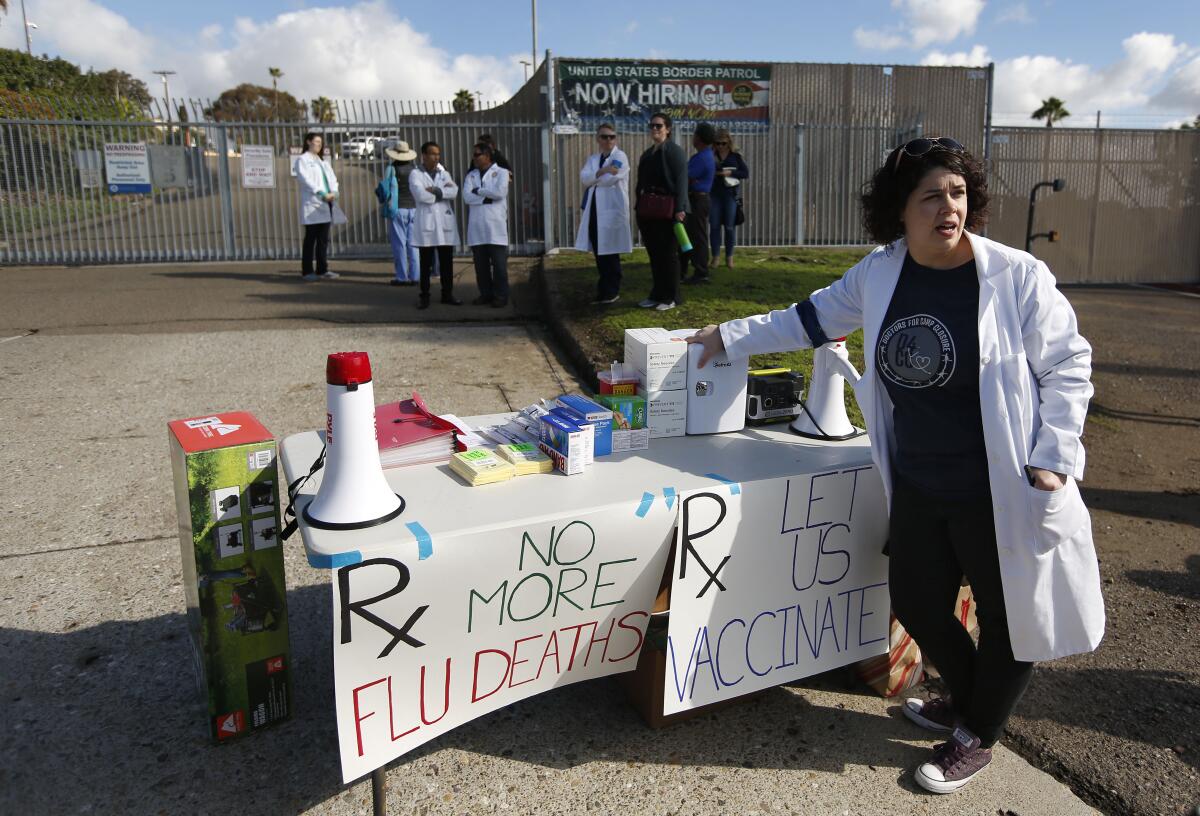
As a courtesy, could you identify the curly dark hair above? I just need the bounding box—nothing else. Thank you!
[860,142,989,246]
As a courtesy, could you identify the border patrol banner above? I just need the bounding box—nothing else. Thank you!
[557,60,771,127]
[663,466,890,715]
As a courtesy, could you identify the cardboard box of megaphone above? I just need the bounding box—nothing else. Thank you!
[168,412,292,743]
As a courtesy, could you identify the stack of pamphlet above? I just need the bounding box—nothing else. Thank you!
[449,449,516,486]
[495,442,553,475]
[376,393,458,468]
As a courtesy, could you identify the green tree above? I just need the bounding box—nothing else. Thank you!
[77,68,151,107]
[452,88,474,113]
[1032,97,1070,128]
[1180,115,1200,130]
[205,83,305,122]
[268,66,283,120]
[311,95,336,123]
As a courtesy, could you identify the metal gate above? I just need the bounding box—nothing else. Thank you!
[0,119,546,264]
[553,122,910,250]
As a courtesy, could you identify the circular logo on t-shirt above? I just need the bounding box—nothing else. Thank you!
[877,313,956,388]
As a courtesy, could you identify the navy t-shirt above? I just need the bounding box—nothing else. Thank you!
[877,253,990,498]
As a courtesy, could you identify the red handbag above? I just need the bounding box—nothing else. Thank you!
[637,190,676,220]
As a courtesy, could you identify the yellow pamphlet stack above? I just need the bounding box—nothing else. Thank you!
[450,449,517,486]
[495,442,554,475]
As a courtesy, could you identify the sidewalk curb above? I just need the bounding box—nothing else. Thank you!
[533,257,600,393]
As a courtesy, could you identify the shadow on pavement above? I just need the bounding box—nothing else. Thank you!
[1126,553,1200,601]
[1081,485,1200,527]
[1,576,946,813]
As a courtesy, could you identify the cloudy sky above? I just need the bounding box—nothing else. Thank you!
[1,0,1197,127]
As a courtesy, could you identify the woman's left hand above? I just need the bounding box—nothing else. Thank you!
[675,211,686,222]
[1028,467,1066,491]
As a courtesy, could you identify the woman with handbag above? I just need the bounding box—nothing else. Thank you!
[295,132,347,281]
[634,112,689,311]
[710,128,749,269]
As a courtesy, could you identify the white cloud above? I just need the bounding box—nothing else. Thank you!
[920,44,993,66]
[625,21,639,35]
[0,0,524,107]
[855,0,985,51]
[988,32,1188,125]
[1150,54,1200,110]
[995,2,1033,24]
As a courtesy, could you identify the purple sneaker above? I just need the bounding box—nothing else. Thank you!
[915,727,992,794]
[903,696,957,733]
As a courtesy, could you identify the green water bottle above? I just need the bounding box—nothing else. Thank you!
[673,221,692,252]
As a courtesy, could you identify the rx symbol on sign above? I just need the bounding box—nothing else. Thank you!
[679,492,730,598]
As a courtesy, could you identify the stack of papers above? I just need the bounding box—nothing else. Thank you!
[376,394,458,468]
[449,449,516,486]
[495,442,554,475]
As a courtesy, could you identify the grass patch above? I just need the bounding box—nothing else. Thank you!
[544,246,872,426]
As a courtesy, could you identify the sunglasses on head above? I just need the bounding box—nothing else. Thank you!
[891,137,964,172]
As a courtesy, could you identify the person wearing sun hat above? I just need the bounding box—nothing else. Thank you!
[381,140,420,286]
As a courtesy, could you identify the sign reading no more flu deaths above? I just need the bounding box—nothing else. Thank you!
[557,60,771,126]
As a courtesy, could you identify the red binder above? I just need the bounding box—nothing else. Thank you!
[375,392,459,467]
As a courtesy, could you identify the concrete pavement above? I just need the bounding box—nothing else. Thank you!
[0,260,1097,815]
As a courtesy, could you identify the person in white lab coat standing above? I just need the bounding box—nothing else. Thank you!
[408,140,462,309]
[688,137,1103,795]
[295,132,347,280]
[462,142,511,307]
[574,122,632,304]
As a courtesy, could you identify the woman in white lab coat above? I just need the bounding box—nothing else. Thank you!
[574,123,632,304]
[408,140,462,309]
[688,138,1102,795]
[295,131,347,280]
[462,142,511,307]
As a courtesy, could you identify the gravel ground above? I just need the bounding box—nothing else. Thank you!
[999,286,1200,816]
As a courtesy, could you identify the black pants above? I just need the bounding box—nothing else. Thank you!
[418,245,454,300]
[638,217,680,306]
[589,202,622,299]
[471,244,509,301]
[301,221,331,276]
[680,191,710,279]
[887,476,1034,747]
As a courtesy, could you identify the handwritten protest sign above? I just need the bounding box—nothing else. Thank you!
[331,504,673,782]
[663,466,890,714]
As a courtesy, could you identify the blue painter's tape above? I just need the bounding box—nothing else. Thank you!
[663,487,676,510]
[306,549,363,569]
[406,521,433,560]
[635,492,655,518]
[705,473,742,495]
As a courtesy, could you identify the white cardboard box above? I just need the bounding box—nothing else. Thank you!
[639,386,687,438]
[624,328,688,392]
[668,328,748,435]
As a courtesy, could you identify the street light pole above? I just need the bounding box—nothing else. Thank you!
[520,60,531,83]
[1025,178,1066,253]
[153,70,176,122]
[530,0,540,73]
[20,0,33,55]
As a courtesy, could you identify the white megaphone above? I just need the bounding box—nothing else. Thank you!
[791,338,865,441]
[304,351,405,530]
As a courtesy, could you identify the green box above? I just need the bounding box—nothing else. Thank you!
[595,393,647,430]
[169,412,292,743]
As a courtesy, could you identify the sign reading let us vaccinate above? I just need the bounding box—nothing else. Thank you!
[557,59,771,126]
[330,504,673,782]
[103,142,152,194]
[664,466,891,714]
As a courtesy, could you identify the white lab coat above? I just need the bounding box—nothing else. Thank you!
[574,148,633,255]
[408,163,459,247]
[295,152,347,226]
[462,163,510,247]
[719,232,1104,662]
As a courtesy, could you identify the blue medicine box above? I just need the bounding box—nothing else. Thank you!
[555,394,614,457]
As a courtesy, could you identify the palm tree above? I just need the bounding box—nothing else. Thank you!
[452,88,474,113]
[1032,97,1070,128]
[268,66,283,120]
[311,96,336,123]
